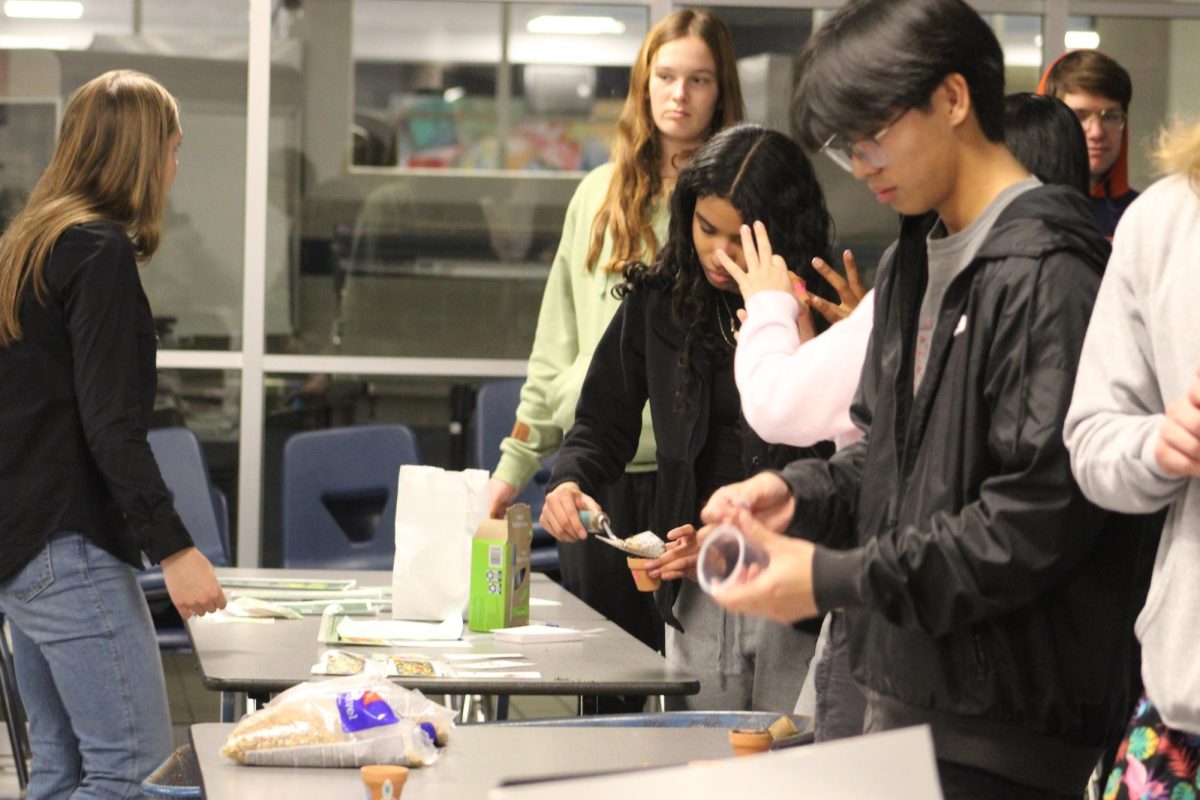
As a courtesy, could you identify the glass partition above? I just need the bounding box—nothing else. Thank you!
[274,1,650,361]
[988,14,1044,92]
[0,0,249,350]
[350,1,645,169]
[10,0,1199,567]
[0,2,248,549]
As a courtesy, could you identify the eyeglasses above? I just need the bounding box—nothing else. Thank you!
[1073,107,1126,131]
[820,110,907,173]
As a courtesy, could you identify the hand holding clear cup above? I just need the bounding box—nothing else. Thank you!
[697,521,770,595]
[699,507,820,624]
[805,249,867,324]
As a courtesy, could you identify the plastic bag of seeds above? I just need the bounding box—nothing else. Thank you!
[220,668,455,768]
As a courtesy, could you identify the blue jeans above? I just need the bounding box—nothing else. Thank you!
[0,533,172,799]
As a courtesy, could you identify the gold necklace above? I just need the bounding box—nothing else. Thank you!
[715,293,738,349]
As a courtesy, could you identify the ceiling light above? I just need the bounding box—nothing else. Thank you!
[526,15,625,36]
[4,1,83,19]
[1064,30,1100,49]
[442,86,465,104]
[0,34,74,48]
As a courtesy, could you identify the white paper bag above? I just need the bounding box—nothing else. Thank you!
[392,465,489,621]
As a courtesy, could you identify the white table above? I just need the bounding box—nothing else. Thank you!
[187,568,697,706]
[190,721,734,799]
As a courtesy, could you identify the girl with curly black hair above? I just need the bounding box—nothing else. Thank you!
[540,123,837,711]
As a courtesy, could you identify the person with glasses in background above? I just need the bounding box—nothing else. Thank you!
[699,1,1156,796]
[1040,50,1138,237]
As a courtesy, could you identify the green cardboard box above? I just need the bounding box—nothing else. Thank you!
[468,503,532,632]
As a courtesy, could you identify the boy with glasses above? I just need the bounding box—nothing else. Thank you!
[1040,50,1138,236]
[700,0,1153,796]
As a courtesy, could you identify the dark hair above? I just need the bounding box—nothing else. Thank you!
[793,0,1006,150]
[618,123,835,403]
[1004,93,1089,195]
[1044,50,1132,111]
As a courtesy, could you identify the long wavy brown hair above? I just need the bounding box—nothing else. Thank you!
[586,9,744,273]
[0,70,179,346]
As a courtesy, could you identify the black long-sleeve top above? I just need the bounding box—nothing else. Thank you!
[0,221,193,581]
[547,280,829,629]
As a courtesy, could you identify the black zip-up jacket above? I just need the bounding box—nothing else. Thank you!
[549,280,827,629]
[781,186,1157,793]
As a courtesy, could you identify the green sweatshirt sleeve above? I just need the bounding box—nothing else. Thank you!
[493,170,594,490]
[494,165,661,491]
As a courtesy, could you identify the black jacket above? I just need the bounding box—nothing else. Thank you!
[0,222,193,581]
[782,186,1156,793]
[549,280,827,629]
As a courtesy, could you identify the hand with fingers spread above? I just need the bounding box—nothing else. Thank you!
[700,472,795,534]
[720,221,820,343]
[715,221,794,300]
[1154,368,1200,478]
[645,524,699,582]
[539,481,600,542]
[804,250,868,325]
[706,508,819,624]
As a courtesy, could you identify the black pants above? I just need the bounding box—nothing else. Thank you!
[557,470,661,714]
[938,761,1080,800]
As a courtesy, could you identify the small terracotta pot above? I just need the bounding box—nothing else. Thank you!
[361,764,409,799]
[729,728,772,757]
[626,557,661,592]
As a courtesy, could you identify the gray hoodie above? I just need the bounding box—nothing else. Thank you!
[1065,173,1200,736]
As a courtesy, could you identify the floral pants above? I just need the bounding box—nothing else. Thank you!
[1105,695,1200,800]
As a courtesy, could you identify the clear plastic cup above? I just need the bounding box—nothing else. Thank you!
[697,523,770,595]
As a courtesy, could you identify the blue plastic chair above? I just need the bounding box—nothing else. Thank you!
[473,379,558,575]
[281,424,421,570]
[141,427,232,650]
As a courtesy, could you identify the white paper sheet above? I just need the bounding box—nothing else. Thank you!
[337,613,464,643]
[445,653,525,661]
[492,624,581,643]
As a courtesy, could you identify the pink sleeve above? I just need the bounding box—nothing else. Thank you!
[735,290,874,450]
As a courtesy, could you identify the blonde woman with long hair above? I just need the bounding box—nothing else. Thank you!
[1065,116,1200,798]
[487,11,743,703]
[0,70,225,798]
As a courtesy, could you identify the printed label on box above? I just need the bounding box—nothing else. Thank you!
[468,504,532,632]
